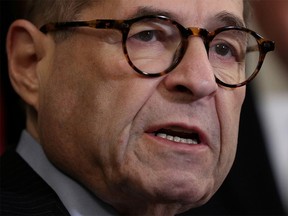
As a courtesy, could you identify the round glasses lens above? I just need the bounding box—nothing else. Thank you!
[209,29,260,86]
[126,18,182,75]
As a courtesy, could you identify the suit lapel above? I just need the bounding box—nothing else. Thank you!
[1,150,70,216]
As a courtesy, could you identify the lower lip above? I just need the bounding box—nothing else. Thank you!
[145,133,208,152]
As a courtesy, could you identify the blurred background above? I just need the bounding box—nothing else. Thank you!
[1,0,26,154]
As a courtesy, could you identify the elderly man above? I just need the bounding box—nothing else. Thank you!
[1,0,274,215]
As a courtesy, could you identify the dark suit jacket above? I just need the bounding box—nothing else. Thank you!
[0,150,70,216]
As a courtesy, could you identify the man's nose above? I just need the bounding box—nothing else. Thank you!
[163,37,218,100]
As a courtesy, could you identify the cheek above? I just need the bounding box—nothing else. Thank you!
[214,87,245,182]
[38,41,161,179]
[218,86,245,140]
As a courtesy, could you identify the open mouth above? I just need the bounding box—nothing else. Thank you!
[153,128,200,145]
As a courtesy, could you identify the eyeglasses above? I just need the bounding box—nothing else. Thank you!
[40,15,275,88]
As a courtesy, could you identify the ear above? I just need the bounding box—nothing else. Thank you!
[6,19,48,110]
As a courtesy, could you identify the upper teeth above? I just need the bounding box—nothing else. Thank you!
[155,133,199,144]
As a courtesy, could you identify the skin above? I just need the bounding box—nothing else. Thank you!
[7,0,245,215]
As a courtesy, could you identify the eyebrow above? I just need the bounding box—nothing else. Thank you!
[215,11,245,27]
[126,6,245,28]
[127,6,178,20]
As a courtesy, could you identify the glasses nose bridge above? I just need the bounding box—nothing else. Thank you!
[186,27,209,39]
[184,27,210,52]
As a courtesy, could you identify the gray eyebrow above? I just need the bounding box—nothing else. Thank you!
[214,11,245,27]
[127,6,178,20]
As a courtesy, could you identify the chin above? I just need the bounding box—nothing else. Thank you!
[175,187,216,214]
[160,187,215,215]
[149,175,216,207]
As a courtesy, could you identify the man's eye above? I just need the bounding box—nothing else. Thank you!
[214,43,232,57]
[132,30,157,42]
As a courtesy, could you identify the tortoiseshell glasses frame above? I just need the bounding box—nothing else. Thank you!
[40,15,275,88]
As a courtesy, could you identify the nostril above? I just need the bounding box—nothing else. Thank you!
[176,85,192,94]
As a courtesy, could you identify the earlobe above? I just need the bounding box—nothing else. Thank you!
[6,19,47,110]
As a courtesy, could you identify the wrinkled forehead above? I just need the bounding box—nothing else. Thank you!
[82,0,245,27]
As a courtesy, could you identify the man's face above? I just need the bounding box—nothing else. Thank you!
[37,0,245,214]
